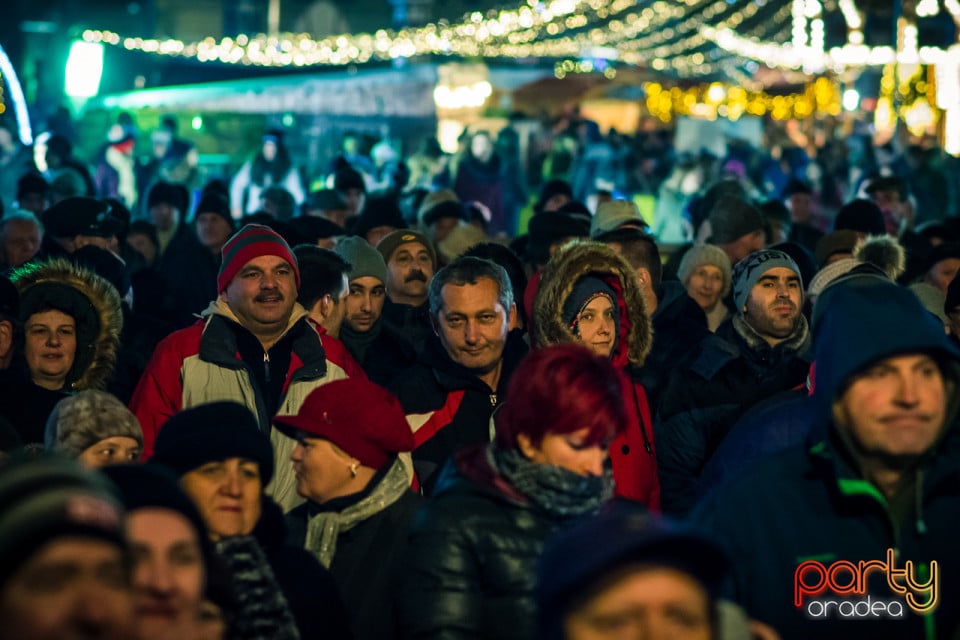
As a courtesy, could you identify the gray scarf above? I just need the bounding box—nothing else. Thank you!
[304,456,411,568]
[490,446,613,518]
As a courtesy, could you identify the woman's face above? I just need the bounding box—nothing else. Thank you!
[518,427,608,477]
[128,508,205,640]
[180,459,262,540]
[575,295,616,358]
[24,309,77,390]
[78,436,141,468]
[686,265,725,311]
[290,437,355,504]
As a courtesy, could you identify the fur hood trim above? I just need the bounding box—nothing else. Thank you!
[533,241,652,367]
[12,258,123,391]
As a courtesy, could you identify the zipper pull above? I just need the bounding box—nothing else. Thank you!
[263,351,271,383]
[489,393,497,407]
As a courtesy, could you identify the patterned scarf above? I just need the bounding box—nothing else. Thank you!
[489,446,614,518]
[304,456,411,568]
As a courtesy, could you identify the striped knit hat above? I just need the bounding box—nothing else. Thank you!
[217,224,300,292]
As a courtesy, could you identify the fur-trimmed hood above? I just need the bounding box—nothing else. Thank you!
[533,241,652,367]
[11,258,123,391]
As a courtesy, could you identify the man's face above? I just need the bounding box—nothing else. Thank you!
[18,192,47,216]
[924,258,960,296]
[386,242,434,305]
[564,566,712,640]
[128,508,204,640]
[727,230,765,264]
[150,204,179,232]
[431,217,460,244]
[743,267,802,344]
[870,189,904,217]
[2,219,41,267]
[0,537,134,640]
[340,189,365,217]
[435,278,515,375]
[195,213,233,253]
[222,255,298,338]
[835,354,947,465]
[344,276,386,333]
[787,193,814,224]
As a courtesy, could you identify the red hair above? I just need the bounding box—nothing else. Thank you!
[494,344,627,451]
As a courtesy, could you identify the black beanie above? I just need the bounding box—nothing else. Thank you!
[147,181,188,213]
[352,196,406,240]
[194,194,234,228]
[151,402,275,484]
[834,199,885,236]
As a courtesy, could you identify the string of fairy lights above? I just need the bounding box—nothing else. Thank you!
[80,0,960,92]
[80,0,807,78]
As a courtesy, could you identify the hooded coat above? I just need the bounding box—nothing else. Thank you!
[693,281,960,639]
[12,258,123,391]
[533,241,659,508]
[0,259,123,445]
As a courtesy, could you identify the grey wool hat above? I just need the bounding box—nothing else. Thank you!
[45,390,143,458]
[677,244,733,297]
[335,236,388,284]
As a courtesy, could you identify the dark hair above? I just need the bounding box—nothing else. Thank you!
[261,186,297,221]
[494,344,626,450]
[428,256,513,318]
[250,134,292,187]
[599,228,662,290]
[462,243,528,328]
[293,245,350,310]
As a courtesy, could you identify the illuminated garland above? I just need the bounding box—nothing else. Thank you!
[82,0,790,76]
[642,77,842,122]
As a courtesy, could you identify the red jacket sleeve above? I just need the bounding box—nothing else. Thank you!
[128,325,201,459]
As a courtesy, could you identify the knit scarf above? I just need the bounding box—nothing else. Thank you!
[733,312,810,354]
[304,456,411,568]
[489,446,613,518]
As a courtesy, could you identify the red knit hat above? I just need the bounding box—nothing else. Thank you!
[217,224,300,292]
[273,378,414,470]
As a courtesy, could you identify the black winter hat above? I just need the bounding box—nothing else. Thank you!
[333,167,366,193]
[352,196,406,241]
[527,212,590,266]
[194,194,233,228]
[150,402,275,484]
[834,199,885,236]
[707,196,765,244]
[42,197,123,238]
[535,179,574,213]
[147,181,189,213]
[421,200,467,228]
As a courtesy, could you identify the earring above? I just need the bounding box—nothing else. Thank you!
[349,462,358,478]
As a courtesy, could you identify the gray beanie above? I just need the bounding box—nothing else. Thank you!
[708,196,765,245]
[335,236,388,284]
[45,390,143,458]
[677,245,732,298]
[731,249,802,311]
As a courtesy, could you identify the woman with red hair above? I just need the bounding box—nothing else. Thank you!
[398,344,626,640]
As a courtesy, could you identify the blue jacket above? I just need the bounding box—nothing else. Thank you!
[693,280,960,639]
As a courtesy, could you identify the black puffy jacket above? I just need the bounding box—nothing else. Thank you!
[397,446,573,640]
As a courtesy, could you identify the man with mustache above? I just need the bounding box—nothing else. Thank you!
[377,229,437,360]
[656,249,812,516]
[694,279,960,639]
[131,224,359,511]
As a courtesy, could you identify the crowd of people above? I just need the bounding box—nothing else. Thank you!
[0,105,959,640]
